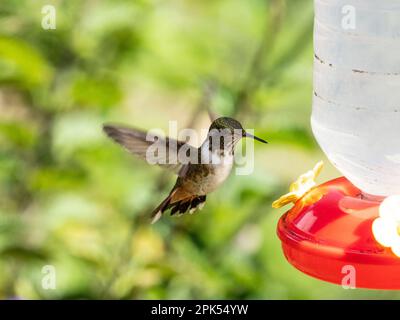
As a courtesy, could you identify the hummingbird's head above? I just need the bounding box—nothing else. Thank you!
[209,117,244,132]
[208,117,268,151]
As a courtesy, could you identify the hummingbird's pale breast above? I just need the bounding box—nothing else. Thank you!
[201,157,234,194]
[179,141,234,196]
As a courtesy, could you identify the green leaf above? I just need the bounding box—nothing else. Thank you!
[0,36,52,87]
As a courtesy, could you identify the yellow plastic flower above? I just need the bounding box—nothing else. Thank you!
[372,195,400,257]
[272,161,324,209]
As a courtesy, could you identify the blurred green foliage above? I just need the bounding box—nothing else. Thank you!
[1,0,400,299]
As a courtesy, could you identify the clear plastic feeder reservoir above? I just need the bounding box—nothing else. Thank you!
[277,0,400,289]
[312,0,400,197]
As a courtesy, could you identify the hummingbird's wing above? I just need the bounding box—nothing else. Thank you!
[103,124,197,175]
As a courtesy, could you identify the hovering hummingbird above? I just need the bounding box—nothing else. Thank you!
[103,117,267,223]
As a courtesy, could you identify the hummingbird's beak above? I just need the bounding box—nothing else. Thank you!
[245,132,268,144]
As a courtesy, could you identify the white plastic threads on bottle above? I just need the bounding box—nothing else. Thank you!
[311,0,400,196]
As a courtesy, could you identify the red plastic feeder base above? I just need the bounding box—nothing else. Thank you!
[277,177,400,290]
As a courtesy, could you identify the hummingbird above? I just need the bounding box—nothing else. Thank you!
[103,117,267,223]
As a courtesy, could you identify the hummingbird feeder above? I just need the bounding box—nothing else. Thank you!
[275,0,400,289]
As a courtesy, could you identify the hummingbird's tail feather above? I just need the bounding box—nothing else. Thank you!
[151,192,207,223]
[151,211,163,225]
[189,196,206,213]
[150,189,177,224]
[170,195,206,216]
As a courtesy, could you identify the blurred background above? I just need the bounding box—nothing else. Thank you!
[0,0,399,299]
